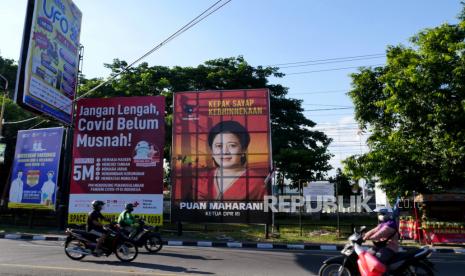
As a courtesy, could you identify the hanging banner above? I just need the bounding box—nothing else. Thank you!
[15,0,82,124]
[69,96,165,226]
[303,181,335,198]
[172,89,272,223]
[8,127,64,210]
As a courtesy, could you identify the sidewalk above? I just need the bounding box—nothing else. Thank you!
[1,230,464,254]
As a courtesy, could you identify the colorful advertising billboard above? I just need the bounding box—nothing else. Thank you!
[69,96,165,226]
[8,127,64,210]
[15,0,82,124]
[172,89,272,223]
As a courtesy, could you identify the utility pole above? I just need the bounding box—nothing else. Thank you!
[0,74,8,207]
[0,74,8,140]
[299,179,303,236]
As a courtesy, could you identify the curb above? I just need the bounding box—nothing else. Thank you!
[0,234,463,254]
[160,240,465,254]
[0,233,65,241]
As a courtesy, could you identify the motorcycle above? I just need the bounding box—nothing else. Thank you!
[64,223,138,262]
[319,226,435,276]
[125,218,163,253]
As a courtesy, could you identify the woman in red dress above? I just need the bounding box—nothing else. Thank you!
[197,120,267,201]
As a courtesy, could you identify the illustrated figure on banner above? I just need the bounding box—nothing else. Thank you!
[197,120,266,201]
[32,140,45,151]
[133,141,151,159]
[41,171,56,205]
[9,170,24,203]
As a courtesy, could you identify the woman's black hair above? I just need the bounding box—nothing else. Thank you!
[208,121,250,165]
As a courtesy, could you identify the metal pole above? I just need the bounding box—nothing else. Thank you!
[0,74,8,140]
[299,179,303,237]
[335,180,340,238]
[272,164,277,234]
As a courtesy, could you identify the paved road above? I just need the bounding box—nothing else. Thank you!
[0,239,463,275]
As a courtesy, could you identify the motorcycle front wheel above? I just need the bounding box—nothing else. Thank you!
[144,235,163,253]
[64,238,87,261]
[319,262,353,276]
[115,241,138,262]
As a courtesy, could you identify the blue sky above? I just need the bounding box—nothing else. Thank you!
[0,0,461,175]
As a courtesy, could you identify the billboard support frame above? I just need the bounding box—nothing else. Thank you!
[58,44,83,230]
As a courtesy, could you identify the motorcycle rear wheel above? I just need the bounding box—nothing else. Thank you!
[144,235,163,253]
[319,262,353,276]
[64,238,87,260]
[115,241,138,262]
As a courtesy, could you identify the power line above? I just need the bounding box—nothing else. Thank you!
[313,127,361,130]
[3,116,39,125]
[289,89,349,95]
[304,107,353,111]
[75,0,232,101]
[308,113,354,117]
[5,0,233,127]
[315,122,359,125]
[302,103,353,108]
[268,53,384,67]
[328,145,369,148]
[278,55,385,69]
[285,64,384,75]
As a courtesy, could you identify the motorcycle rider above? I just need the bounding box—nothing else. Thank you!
[117,203,138,237]
[87,200,109,256]
[363,207,399,265]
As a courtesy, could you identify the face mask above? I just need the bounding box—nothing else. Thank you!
[378,215,386,222]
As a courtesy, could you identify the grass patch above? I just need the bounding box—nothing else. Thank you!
[161,223,350,244]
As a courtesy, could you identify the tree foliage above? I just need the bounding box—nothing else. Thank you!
[346,8,465,197]
[329,168,358,197]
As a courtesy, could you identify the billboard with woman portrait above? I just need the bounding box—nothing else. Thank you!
[172,89,272,223]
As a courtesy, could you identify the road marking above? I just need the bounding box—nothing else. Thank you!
[19,243,59,247]
[257,243,273,249]
[0,263,180,276]
[287,244,305,250]
[227,242,242,248]
[320,245,338,251]
[197,241,212,247]
[168,241,183,246]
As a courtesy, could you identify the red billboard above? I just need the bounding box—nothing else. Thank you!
[172,89,272,223]
[69,96,165,225]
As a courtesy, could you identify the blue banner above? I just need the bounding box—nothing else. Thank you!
[8,127,64,210]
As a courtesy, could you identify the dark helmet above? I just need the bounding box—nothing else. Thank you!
[125,203,134,212]
[91,200,105,210]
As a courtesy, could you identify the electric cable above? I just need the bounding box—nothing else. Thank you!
[285,64,384,75]
[6,0,232,128]
[268,53,384,67]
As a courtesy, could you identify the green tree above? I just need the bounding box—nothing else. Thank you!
[0,56,59,194]
[346,7,465,198]
[79,56,333,187]
[329,168,357,197]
